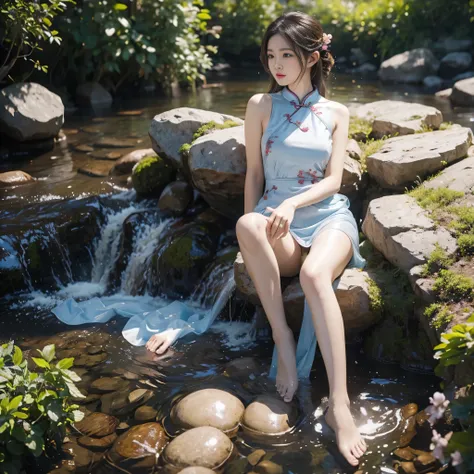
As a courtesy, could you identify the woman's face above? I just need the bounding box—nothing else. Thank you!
[266,34,315,86]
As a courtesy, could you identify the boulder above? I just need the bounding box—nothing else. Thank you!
[424,156,474,193]
[450,77,474,107]
[353,100,443,139]
[439,52,472,78]
[423,76,443,89]
[435,88,452,99]
[378,48,440,84]
[362,195,458,272]
[132,155,176,197]
[0,170,34,187]
[453,71,474,82]
[163,426,233,470]
[365,127,473,190]
[76,82,113,107]
[158,180,193,216]
[432,38,473,55]
[149,107,243,170]
[188,126,246,219]
[346,139,362,161]
[234,252,380,334]
[109,148,157,175]
[0,82,64,141]
[340,155,366,195]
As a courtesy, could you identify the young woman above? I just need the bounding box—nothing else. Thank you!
[235,11,367,466]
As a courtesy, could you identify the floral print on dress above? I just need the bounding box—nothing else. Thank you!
[284,113,309,132]
[297,169,321,185]
[264,135,278,158]
[263,184,278,200]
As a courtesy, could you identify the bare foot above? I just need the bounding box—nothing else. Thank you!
[145,328,181,354]
[274,329,298,403]
[325,401,367,466]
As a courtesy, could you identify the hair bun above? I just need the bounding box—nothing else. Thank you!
[320,50,335,79]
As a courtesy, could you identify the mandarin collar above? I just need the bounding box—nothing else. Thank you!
[281,85,320,105]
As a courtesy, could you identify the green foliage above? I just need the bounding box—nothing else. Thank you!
[209,0,283,56]
[132,155,175,196]
[458,234,474,257]
[0,342,84,474]
[60,0,216,92]
[0,0,75,83]
[348,116,373,141]
[192,119,241,141]
[288,0,474,62]
[422,243,455,276]
[424,303,454,330]
[433,269,474,303]
[447,206,474,234]
[366,276,383,318]
[408,186,465,214]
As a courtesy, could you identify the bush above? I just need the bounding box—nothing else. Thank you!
[0,342,84,474]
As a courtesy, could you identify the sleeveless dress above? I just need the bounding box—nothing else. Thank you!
[252,85,366,380]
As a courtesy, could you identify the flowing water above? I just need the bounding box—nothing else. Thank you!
[1,71,469,472]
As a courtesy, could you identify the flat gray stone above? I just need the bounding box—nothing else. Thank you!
[362,195,458,272]
[353,100,443,139]
[424,156,474,193]
[366,127,473,189]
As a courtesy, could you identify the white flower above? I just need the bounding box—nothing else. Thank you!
[425,391,450,424]
[451,450,463,467]
[430,429,449,462]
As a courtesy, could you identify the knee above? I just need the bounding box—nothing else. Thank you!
[299,265,332,293]
[236,213,266,242]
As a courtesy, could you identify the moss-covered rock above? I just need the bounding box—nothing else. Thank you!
[131,155,175,197]
[433,269,474,302]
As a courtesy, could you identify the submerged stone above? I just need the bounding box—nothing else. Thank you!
[74,412,119,438]
[171,389,244,433]
[163,426,233,470]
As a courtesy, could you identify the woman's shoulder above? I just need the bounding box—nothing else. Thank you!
[246,93,274,120]
[318,97,350,117]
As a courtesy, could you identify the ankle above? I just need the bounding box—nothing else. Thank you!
[272,326,293,345]
[329,394,350,408]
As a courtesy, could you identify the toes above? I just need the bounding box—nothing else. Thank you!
[352,444,363,458]
[360,438,367,450]
[358,439,367,454]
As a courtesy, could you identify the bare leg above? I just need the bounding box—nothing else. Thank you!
[300,229,367,466]
[236,212,301,402]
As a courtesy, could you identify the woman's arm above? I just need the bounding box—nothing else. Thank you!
[285,103,349,210]
[243,94,267,214]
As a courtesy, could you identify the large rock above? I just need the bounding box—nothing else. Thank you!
[340,155,367,195]
[163,426,233,470]
[158,180,194,216]
[424,156,474,193]
[353,100,443,139]
[0,170,34,187]
[439,52,472,78]
[365,127,473,190]
[234,253,380,334]
[149,107,243,170]
[109,148,157,175]
[432,38,473,55]
[0,82,64,141]
[362,195,458,272]
[378,48,440,84]
[76,82,113,107]
[450,77,474,107]
[188,126,246,219]
[131,155,176,197]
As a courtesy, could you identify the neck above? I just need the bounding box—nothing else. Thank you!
[286,80,315,103]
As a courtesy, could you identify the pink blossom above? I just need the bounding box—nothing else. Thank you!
[451,451,463,467]
[430,430,449,462]
[425,392,450,424]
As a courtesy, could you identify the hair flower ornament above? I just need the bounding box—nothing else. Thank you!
[321,33,332,51]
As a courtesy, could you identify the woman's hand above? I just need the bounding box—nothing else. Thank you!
[265,201,296,241]
[145,328,181,354]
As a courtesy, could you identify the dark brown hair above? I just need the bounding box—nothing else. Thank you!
[259,11,335,97]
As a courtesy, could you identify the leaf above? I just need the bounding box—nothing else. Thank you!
[12,411,28,419]
[43,17,52,27]
[56,358,74,370]
[105,27,116,37]
[41,344,55,363]
[12,347,22,366]
[24,394,34,404]
[118,17,130,28]
[73,410,85,422]
[32,358,50,369]
[65,381,85,399]
[197,12,212,20]
[114,3,128,10]
[61,369,81,382]
[8,395,22,411]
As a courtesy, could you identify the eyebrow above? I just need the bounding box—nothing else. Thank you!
[267,48,293,52]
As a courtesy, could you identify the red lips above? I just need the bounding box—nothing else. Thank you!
[276,74,286,77]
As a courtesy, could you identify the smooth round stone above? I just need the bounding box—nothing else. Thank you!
[74,412,119,437]
[78,432,117,450]
[242,395,296,435]
[255,460,284,474]
[171,389,244,432]
[178,468,216,474]
[163,426,233,470]
[107,422,167,469]
[401,403,418,420]
[134,405,158,422]
[128,388,153,405]
[90,377,129,393]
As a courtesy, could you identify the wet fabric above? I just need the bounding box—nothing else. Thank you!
[255,85,367,379]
